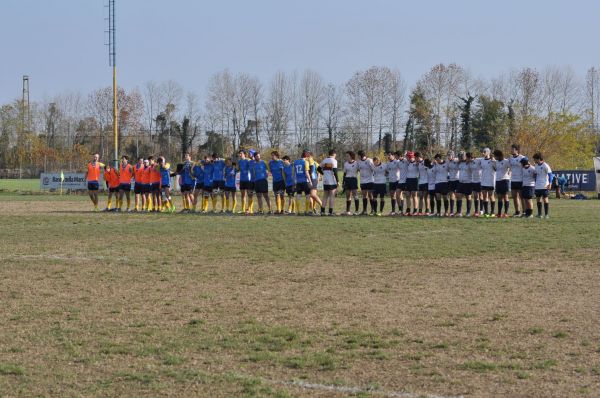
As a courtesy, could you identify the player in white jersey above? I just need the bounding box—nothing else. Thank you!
[357,150,376,215]
[405,151,420,216]
[456,152,473,217]
[432,153,450,216]
[372,157,388,216]
[509,144,525,216]
[493,149,511,218]
[319,150,338,216]
[425,159,436,215]
[385,152,399,214]
[396,152,409,214]
[520,157,536,218]
[480,148,497,217]
[446,151,460,216]
[416,152,430,215]
[343,151,360,215]
[533,152,553,218]
[469,156,482,216]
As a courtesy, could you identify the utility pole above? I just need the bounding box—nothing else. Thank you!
[22,75,30,132]
[107,0,118,168]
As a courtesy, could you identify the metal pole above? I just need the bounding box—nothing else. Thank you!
[109,0,118,168]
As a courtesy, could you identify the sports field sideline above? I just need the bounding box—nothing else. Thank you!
[0,194,599,397]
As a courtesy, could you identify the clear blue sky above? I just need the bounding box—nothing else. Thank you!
[2,0,599,104]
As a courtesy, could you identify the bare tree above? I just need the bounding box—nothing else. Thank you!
[586,67,600,129]
[264,71,291,149]
[323,83,344,149]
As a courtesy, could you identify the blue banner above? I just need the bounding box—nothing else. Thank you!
[554,170,596,191]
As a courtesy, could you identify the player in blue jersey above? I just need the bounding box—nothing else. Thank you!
[191,158,204,212]
[269,151,286,214]
[212,153,226,212]
[224,159,237,213]
[202,155,215,212]
[157,156,175,212]
[251,152,272,214]
[237,150,252,214]
[282,155,296,214]
[179,153,195,212]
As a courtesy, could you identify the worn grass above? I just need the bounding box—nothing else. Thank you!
[0,195,599,397]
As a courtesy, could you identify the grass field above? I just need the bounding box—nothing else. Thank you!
[1,194,599,397]
[0,179,40,192]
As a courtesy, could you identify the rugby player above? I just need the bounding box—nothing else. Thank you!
[357,150,375,215]
[343,151,360,215]
[509,144,525,217]
[252,152,272,214]
[84,153,104,211]
[372,157,387,216]
[320,150,338,216]
[269,151,285,214]
[493,150,511,218]
[117,155,134,212]
[533,152,553,218]
[103,163,120,211]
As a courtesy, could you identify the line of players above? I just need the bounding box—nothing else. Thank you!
[85,143,553,218]
[342,144,553,218]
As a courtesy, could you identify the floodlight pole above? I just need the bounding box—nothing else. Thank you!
[108,0,118,168]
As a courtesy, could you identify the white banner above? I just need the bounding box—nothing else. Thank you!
[40,172,104,191]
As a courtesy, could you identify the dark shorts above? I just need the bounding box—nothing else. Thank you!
[458,182,472,195]
[481,185,495,192]
[273,180,286,193]
[224,186,237,192]
[535,189,549,198]
[360,182,374,191]
[119,183,131,192]
[134,184,143,194]
[448,180,459,192]
[296,182,310,195]
[239,181,253,191]
[181,184,194,193]
[87,181,99,191]
[511,181,523,190]
[161,184,170,190]
[471,182,482,192]
[419,183,429,192]
[388,181,398,191]
[406,178,418,192]
[496,180,510,195]
[194,183,204,192]
[150,182,160,193]
[428,189,436,196]
[323,184,337,192]
[374,183,387,196]
[203,184,213,193]
[213,180,225,190]
[108,187,119,193]
[435,182,449,195]
[344,177,358,191]
[310,180,319,190]
[398,182,407,191]
[522,186,535,199]
[255,179,268,194]
[285,185,296,196]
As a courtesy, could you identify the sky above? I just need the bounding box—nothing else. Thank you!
[2,0,600,104]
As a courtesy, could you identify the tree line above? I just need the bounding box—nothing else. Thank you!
[1,64,599,177]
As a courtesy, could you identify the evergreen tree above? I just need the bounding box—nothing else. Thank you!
[472,96,508,150]
[459,94,475,150]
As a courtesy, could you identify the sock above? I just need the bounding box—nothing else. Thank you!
[107,198,112,209]
[429,197,435,213]
[525,208,532,217]
[436,199,442,214]
[231,196,237,212]
[379,199,385,212]
[406,206,411,214]
[220,196,225,211]
[329,207,333,214]
[466,199,471,214]
[456,199,462,214]
[241,197,246,213]
[354,199,359,212]
[321,205,326,214]
[482,201,488,214]
[537,202,542,216]
[295,198,301,213]
[544,202,549,216]
[450,199,455,214]
[504,201,510,214]
[117,198,122,209]
[370,199,377,213]
[399,201,404,213]
[391,199,396,212]
[211,197,217,210]
[225,197,229,210]
[362,198,368,212]
[491,201,496,214]
[443,199,449,214]
[346,200,351,213]
[248,197,254,213]
[497,201,503,215]
[305,198,310,213]
[474,199,479,213]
